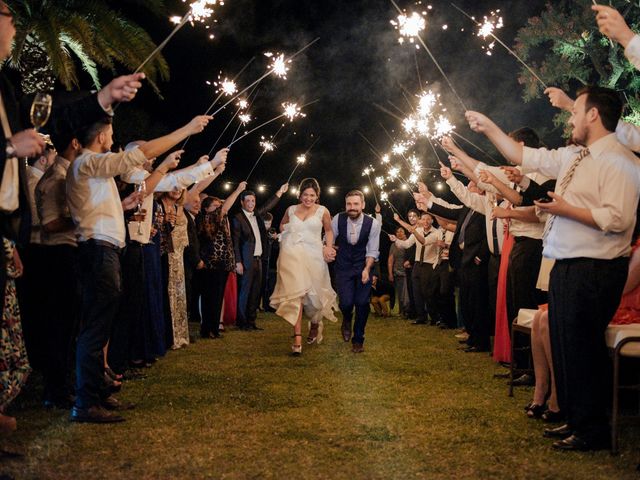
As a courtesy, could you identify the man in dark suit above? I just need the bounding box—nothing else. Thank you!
[422,183,491,352]
[184,195,204,326]
[232,184,287,330]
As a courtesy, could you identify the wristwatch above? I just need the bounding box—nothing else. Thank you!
[5,140,16,159]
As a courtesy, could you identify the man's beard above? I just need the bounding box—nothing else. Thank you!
[346,209,361,218]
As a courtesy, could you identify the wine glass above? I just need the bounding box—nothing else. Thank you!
[135,181,146,235]
[30,93,53,132]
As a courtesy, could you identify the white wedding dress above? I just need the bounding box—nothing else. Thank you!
[270,205,338,327]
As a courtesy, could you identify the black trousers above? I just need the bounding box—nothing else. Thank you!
[459,261,490,350]
[487,254,500,334]
[41,244,79,401]
[549,256,627,442]
[109,243,144,374]
[506,237,543,323]
[75,241,122,409]
[432,261,456,328]
[200,268,228,336]
[237,257,262,327]
[186,266,203,325]
[405,265,416,317]
[411,263,434,323]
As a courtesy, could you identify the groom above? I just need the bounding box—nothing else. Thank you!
[330,190,381,353]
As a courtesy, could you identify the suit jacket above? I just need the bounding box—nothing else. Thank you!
[231,195,281,270]
[520,179,557,206]
[183,211,201,272]
[428,203,489,269]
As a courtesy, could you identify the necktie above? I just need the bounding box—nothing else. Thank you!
[542,147,590,241]
[491,217,500,254]
[457,209,474,247]
[417,230,425,264]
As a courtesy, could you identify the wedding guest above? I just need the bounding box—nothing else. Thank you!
[232,184,288,331]
[260,212,278,313]
[184,194,204,325]
[198,183,246,339]
[0,237,29,433]
[370,274,393,317]
[466,85,640,450]
[67,114,212,423]
[387,226,409,316]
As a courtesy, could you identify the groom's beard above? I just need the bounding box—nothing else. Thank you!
[346,210,362,219]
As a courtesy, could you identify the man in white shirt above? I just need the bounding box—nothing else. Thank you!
[466,85,640,451]
[68,113,212,424]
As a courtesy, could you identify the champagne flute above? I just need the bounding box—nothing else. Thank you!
[30,93,53,132]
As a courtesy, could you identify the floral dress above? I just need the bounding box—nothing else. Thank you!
[0,238,31,410]
[168,208,190,349]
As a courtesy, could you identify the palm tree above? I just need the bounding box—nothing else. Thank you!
[8,0,171,93]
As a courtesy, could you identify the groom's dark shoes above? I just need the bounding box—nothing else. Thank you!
[341,321,352,342]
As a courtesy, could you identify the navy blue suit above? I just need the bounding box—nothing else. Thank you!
[334,213,374,345]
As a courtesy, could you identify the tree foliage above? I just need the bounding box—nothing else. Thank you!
[7,0,171,94]
[515,0,640,128]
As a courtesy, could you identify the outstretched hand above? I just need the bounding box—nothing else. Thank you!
[98,73,145,109]
[592,5,635,47]
[439,161,452,180]
[465,111,491,134]
[185,115,213,136]
[544,87,574,112]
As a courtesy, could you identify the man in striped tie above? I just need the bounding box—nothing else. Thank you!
[466,86,640,451]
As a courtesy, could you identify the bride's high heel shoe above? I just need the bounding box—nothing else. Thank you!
[307,320,325,345]
[291,334,302,356]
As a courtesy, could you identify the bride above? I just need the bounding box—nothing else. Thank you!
[270,178,338,355]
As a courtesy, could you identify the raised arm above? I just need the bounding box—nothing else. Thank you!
[222,181,247,216]
[257,183,288,216]
[466,111,524,165]
[393,213,425,244]
[441,136,482,174]
[477,169,523,206]
[139,115,212,160]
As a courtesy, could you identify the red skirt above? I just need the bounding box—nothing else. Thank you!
[222,272,237,325]
[493,234,515,363]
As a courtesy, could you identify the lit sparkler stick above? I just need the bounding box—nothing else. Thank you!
[227,99,317,148]
[450,3,548,89]
[362,165,380,204]
[245,123,286,182]
[134,0,224,75]
[285,137,321,184]
[451,131,500,165]
[208,37,320,118]
[389,0,468,111]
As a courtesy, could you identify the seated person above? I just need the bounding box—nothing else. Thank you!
[370,274,394,317]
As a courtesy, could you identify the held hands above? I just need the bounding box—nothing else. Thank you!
[10,130,46,158]
[212,148,229,167]
[592,5,635,47]
[403,260,411,269]
[185,115,213,136]
[323,245,337,263]
[165,209,177,225]
[236,262,244,275]
[543,87,574,112]
[501,166,523,184]
[439,161,453,180]
[98,73,145,108]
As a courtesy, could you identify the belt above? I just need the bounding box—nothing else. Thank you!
[513,236,542,243]
[253,255,262,259]
[83,238,123,251]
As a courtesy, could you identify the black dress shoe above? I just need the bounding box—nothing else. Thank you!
[248,325,263,331]
[341,323,352,342]
[352,343,364,353]
[70,406,125,423]
[552,434,610,451]
[509,373,535,387]
[411,321,427,325]
[543,423,572,439]
[101,395,136,411]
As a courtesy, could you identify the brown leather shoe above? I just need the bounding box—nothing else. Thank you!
[341,322,352,342]
[101,395,136,411]
[352,343,364,353]
[70,405,125,423]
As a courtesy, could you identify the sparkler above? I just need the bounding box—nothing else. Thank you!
[285,137,321,184]
[264,52,290,79]
[450,3,548,89]
[227,99,316,148]
[244,124,285,182]
[134,0,224,75]
[389,0,468,111]
[362,165,380,204]
[477,10,503,56]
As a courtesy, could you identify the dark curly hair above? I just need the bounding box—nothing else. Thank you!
[298,178,321,203]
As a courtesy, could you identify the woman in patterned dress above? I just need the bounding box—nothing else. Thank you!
[0,238,31,433]
[197,182,246,339]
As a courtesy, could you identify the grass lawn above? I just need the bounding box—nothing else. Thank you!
[1,313,639,479]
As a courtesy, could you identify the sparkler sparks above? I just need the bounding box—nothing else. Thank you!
[434,115,455,138]
[238,99,249,109]
[388,166,400,180]
[264,52,290,79]
[477,10,503,55]
[381,154,390,164]
[417,90,438,117]
[391,12,427,46]
[392,142,409,156]
[282,102,305,121]
[296,154,307,164]
[214,77,237,96]
[184,0,223,23]
[238,113,251,125]
[259,137,275,152]
[375,176,386,187]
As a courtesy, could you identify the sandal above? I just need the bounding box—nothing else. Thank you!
[541,409,564,423]
[105,367,123,382]
[291,334,302,356]
[307,323,319,345]
[525,403,547,419]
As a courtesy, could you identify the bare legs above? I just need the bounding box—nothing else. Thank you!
[529,309,559,415]
[292,303,303,355]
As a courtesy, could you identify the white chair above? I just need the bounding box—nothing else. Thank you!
[606,324,640,454]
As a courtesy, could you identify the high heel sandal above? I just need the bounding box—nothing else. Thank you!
[525,403,547,419]
[541,409,564,423]
[291,334,302,356]
[307,322,319,345]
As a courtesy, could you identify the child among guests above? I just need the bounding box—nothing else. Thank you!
[370,274,394,317]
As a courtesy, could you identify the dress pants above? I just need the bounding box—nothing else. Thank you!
[459,261,490,350]
[200,268,228,336]
[487,254,500,333]
[41,244,79,402]
[75,241,122,409]
[432,261,456,328]
[336,268,372,344]
[404,265,416,317]
[549,257,627,442]
[237,257,262,327]
[506,237,543,323]
[186,266,203,324]
[393,274,409,315]
[411,263,435,323]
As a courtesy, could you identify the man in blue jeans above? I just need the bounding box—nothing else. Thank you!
[330,190,381,353]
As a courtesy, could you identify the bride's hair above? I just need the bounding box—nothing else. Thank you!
[298,178,321,203]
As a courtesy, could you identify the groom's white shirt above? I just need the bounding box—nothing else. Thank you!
[331,213,381,260]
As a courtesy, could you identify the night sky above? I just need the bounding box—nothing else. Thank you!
[117,0,556,217]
